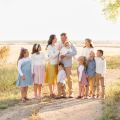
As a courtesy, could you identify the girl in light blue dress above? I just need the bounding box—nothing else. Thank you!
[16,48,33,102]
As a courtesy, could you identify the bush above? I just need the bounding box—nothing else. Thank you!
[0,46,10,65]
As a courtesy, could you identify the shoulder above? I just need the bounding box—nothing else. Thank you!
[78,65,84,70]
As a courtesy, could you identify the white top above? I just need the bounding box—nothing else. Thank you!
[78,65,84,81]
[95,57,106,77]
[57,69,66,84]
[31,52,46,73]
[60,47,72,56]
[81,47,94,59]
[47,45,59,65]
[18,57,31,76]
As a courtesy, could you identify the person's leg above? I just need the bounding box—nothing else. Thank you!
[57,83,62,97]
[49,84,53,95]
[79,82,82,97]
[85,85,89,98]
[96,74,100,97]
[100,76,105,98]
[81,86,85,97]
[38,84,42,98]
[65,67,73,97]
[34,84,38,98]
[20,87,26,102]
[62,84,66,97]
[88,77,92,96]
[25,86,28,98]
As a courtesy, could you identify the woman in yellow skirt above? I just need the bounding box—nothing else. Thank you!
[45,34,59,97]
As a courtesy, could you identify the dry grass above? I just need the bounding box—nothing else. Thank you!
[0,56,120,110]
[99,82,120,120]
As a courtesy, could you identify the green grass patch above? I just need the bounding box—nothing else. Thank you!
[106,56,120,69]
[99,82,120,120]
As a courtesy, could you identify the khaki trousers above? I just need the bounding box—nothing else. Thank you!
[57,82,66,97]
[95,73,105,97]
[64,67,73,96]
[88,76,95,96]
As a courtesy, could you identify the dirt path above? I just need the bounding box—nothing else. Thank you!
[0,69,119,120]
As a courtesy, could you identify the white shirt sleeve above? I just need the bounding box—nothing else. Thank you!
[102,59,106,77]
[78,65,84,81]
[18,60,23,76]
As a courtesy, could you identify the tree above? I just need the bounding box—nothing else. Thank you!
[101,0,120,21]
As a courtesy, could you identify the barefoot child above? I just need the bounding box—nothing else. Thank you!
[77,56,88,99]
[31,44,46,99]
[87,51,96,98]
[16,48,33,102]
[56,63,66,99]
[95,50,106,98]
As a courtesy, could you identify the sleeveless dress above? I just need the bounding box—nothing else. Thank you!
[16,59,33,87]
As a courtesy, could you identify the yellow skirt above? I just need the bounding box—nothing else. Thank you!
[45,64,58,84]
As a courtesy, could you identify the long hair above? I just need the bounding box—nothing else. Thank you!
[46,34,56,49]
[84,38,93,48]
[78,56,87,69]
[32,44,41,54]
[17,48,27,63]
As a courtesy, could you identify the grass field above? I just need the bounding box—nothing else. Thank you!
[0,56,120,110]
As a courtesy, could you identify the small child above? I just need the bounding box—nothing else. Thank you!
[59,41,72,60]
[56,63,66,99]
[31,44,46,99]
[16,48,33,102]
[87,51,96,98]
[77,56,88,99]
[95,50,106,98]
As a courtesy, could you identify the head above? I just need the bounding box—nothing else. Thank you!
[64,40,70,48]
[78,56,87,67]
[58,63,64,71]
[89,51,95,59]
[84,38,93,48]
[60,33,67,44]
[32,44,41,54]
[47,34,57,48]
[97,50,104,57]
[18,48,29,62]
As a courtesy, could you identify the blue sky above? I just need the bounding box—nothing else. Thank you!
[0,0,120,41]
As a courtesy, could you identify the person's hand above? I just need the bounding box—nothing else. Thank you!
[61,55,65,59]
[22,75,26,80]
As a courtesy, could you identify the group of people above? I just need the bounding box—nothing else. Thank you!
[16,33,106,102]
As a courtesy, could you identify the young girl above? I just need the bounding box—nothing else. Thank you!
[87,51,96,98]
[31,44,46,99]
[16,48,33,102]
[77,56,88,99]
[81,38,94,59]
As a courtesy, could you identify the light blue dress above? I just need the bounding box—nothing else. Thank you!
[16,58,33,87]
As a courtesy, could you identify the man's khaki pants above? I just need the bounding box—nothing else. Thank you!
[95,73,105,98]
[57,82,66,97]
[64,67,73,96]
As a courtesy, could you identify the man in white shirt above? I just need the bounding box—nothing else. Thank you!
[95,50,106,98]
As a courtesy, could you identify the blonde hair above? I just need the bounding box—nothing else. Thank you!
[78,56,87,68]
